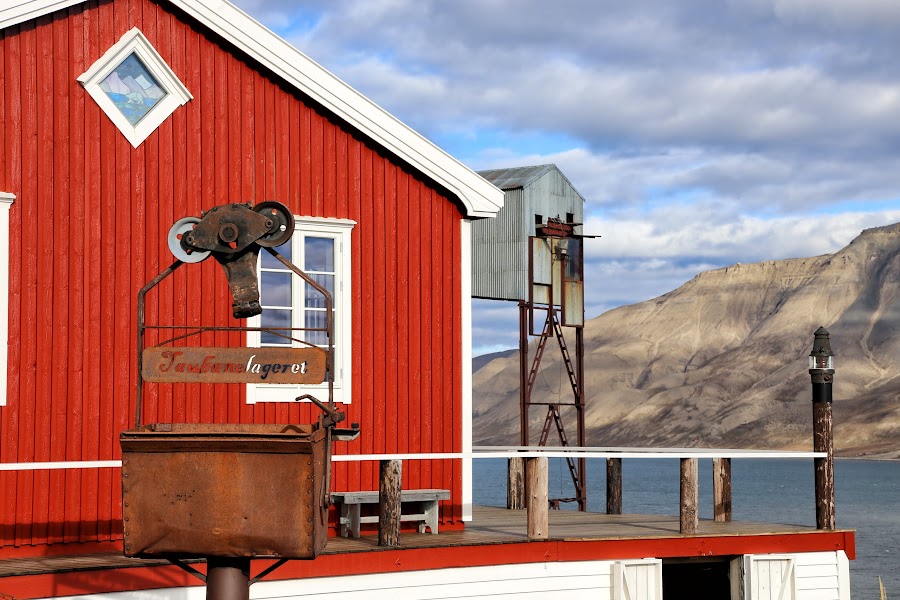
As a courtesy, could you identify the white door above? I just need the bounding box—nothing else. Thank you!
[743,555,796,600]
[613,559,663,600]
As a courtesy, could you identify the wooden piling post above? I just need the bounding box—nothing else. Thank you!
[809,326,835,530]
[813,399,835,529]
[606,457,622,515]
[378,459,402,547]
[508,457,526,510]
[680,458,698,534]
[713,457,732,522]
[526,456,548,539]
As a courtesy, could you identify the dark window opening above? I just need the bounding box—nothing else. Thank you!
[566,212,575,224]
[663,558,734,600]
[534,214,543,226]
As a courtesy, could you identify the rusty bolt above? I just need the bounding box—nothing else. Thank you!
[219,223,239,243]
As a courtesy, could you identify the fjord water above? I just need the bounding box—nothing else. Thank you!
[472,458,900,599]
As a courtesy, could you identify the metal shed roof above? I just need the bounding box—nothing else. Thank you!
[478,164,586,204]
[478,164,556,190]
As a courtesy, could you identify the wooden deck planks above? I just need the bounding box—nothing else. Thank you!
[0,506,842,578]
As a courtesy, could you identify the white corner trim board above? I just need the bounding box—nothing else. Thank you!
[460,219,474,521]
[0,192,14,407]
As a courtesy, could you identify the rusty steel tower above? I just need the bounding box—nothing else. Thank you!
[472,165,589,510]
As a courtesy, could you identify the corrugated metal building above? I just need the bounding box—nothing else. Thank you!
[472,164,585,301]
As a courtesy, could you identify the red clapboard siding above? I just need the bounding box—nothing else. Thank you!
[0,0,465,551]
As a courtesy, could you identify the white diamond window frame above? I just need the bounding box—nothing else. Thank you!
[77,27,192,148]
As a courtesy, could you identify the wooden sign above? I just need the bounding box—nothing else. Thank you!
[141,347,327,384]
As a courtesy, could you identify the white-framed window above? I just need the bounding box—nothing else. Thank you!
[0,192,14,406]
[247,217,355,404]
[77,27,192,148]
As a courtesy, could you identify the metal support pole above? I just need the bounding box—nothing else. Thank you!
[576,325,586,512]
[519,300,529,446]
[809,327,835,530]
[206,557,250,600]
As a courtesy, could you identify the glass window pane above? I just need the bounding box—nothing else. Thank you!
[305,237,334,272]
[303,310,327,346]
[305,275,334,309]
[99,53,166,125]
[261,308,292,345]
[260,271,292,307]
[261,242,291,269]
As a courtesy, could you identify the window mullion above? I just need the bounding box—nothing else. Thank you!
[293,234,305,348]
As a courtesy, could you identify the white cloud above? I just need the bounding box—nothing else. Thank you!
[231,0,900,354]
[769,0,900,29]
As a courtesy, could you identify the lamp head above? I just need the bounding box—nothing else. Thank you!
[808,326,834,371]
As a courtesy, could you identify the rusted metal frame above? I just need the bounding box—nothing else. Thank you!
[262,247,338,507]
[531,312,586,510]
[549,408,582,502]
[264,246,335,410]
[519,301,529,446]
[537,406,555,446]
[536,405,582,509]
[521,226,588,510]
[248,559,289,585]
[166,557,207,583]
[560,245,569,327]
[527,238,534,336]
[524,311,553,399]
[575,325,586,511]
[527,239,553,338]
[150,325,326,349]
[136,261,184,428]
[527,401,580,406]
[550,313,579,398]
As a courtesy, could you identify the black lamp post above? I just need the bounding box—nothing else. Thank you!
[809,326,835,530]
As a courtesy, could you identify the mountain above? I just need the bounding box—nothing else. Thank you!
[472,223,900,459]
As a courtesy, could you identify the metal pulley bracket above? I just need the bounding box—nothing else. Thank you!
[164,201,295,319]
[167,217,211,263]
[182,202,291,255]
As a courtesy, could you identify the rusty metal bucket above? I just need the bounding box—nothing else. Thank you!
[121,423,329,559]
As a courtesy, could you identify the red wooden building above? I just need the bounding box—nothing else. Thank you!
[0,0,502,585]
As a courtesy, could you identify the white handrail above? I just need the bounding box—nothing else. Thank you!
[0,448,825,471]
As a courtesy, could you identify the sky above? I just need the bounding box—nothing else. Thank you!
[232,0,900,355]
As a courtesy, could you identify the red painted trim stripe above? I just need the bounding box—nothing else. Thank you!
[0,531,854,599]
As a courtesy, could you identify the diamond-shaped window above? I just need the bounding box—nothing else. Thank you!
[78,28,192,147]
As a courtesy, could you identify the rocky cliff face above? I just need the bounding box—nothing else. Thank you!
[472,223,900,458]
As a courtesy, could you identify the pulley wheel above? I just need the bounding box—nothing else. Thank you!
[167,217,211,263]
[253,201,294,248]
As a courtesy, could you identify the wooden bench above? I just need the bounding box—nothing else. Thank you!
[332,489,450,538]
